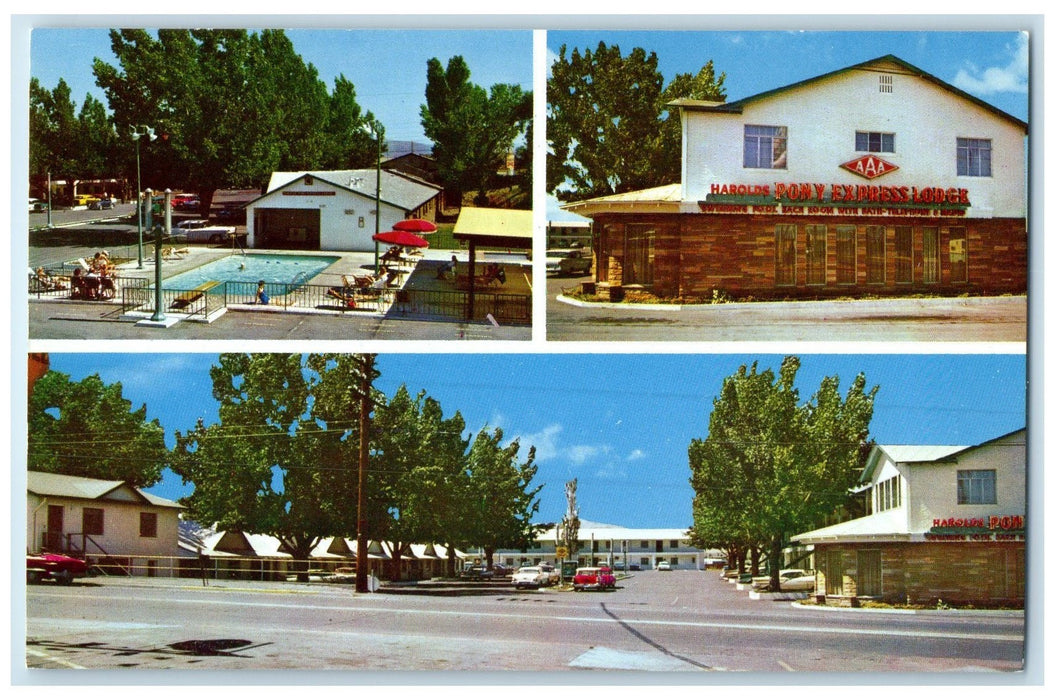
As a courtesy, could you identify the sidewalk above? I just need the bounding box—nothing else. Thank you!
[27,245,533,340]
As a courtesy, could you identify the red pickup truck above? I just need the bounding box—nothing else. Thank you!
[572,566,616,591]
[27,552,89,584]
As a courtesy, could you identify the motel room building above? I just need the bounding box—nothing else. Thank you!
[563,55,1028,301]
[494,520,723,571]
[246,169,441,252]
[27,471,184,577]
[792,428,1026,606]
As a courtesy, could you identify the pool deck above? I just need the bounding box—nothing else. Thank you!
[31,245,534,334]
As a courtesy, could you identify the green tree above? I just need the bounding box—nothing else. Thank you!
[371,386,472,580]
[320,75,382,169]
[29,78,82,197]
[657,61,727,177]
[28,371,168,487]
[75,94,122,179]
[547,42,726,201]
[463,427,541,569]
[421,55,532,206]
[688,358,877,590]
[92,29,375,213]
[170,354,377,580]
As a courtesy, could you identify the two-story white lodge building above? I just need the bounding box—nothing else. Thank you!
[564,55,1028,302]
[792,428,1026,606]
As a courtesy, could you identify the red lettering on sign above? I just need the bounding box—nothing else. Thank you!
[840,155,900,180]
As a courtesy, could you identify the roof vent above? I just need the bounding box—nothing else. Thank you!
[879,74,893,93]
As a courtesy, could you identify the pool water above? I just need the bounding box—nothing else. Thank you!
[163,254,340,291]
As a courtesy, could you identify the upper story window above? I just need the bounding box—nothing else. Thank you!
[744,125,787,169]
[957,469,997,504]
[957,138,992,177]
[875,476,902,512]
[82,507,104,536]
[140,512,158,538]
[879,74,894,93]
[856,131,895,153]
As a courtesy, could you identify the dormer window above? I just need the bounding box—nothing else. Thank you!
[856,131,895,153]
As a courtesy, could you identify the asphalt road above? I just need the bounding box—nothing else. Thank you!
[546,274,1028,343]
[23,569,1025,676]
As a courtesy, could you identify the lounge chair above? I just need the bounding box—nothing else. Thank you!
[169,280,220,309]
[326,287,357,308]
[346,274,378,289]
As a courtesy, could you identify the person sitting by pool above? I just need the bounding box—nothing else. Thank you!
[256,280,269,305]
[91,251,113,275]
[33,267,66,291]
[71,268,100,299]
[437,255,458,279]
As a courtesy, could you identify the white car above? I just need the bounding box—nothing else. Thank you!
[172,219,237,244]
[511,566,550,589]
[778,569,816,591]
[656,561,671,571]
[545,248,592,276]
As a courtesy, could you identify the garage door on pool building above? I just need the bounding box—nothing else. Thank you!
[254,209,321,250]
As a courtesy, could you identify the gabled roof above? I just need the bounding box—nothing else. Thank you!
[860,427,1026,483]
[670,54,1027,133]
[27,471,182,509]
[258,170,440,212]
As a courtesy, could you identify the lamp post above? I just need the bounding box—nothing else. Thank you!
[361,121,383,275]
[46,171,53,229]
[130,125,156,268]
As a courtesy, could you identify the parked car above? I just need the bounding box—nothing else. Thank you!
[88,198,114,210]
[546,248,592,276]
[26,552,90,585]
[73,194,100,207]
[778,569,816,591]
[572,566,616,591]
[172,219,237,244]
[492,564,513,577]
[511,566,549,589]
[628,564,641,571]
[326,567,357,583]
[656,561,671,571]
[460,566,495,581]
[173,194,201,211]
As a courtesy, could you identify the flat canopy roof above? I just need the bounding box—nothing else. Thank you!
[453,207,532,249]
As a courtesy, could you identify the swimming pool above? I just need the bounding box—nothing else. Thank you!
[163,253,340,291]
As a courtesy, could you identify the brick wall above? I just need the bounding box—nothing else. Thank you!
[815,541,1026,606]
[593,214,1027,301]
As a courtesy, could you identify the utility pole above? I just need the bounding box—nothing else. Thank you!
[355,354,376,594]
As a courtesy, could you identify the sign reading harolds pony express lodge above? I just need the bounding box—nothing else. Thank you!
[702,181,970,217]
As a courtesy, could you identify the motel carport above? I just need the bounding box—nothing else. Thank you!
[452,207,533,318]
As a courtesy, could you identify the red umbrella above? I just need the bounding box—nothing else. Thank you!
[392,218,437,233]
[373,230,430,248]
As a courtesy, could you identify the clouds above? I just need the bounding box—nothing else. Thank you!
[951,33,1029,96]
[515,422,646,472]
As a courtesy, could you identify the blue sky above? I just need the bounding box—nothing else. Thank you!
[26,26,534,146]
[26,25,1031,147]
[34,353,1027,529]
[546,28,1030,123]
